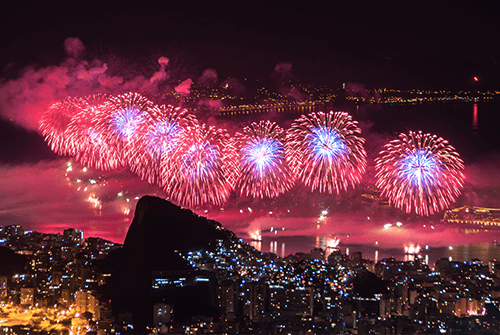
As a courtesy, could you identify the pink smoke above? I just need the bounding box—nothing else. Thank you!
[63,37,85,58]
[149,56,170,83]
[346,82,381,102]
[175,78,193,94]
[274,61,292,74]
[198,68,218,85]
[273,61,293,82]
[0,37,177,132]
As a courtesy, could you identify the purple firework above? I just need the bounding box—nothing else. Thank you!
[235,120,295,198]
[130,104,197,184]
[287,111,367,194]
[375,130,465,216]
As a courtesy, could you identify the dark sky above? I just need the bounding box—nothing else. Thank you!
[2,1,500,87]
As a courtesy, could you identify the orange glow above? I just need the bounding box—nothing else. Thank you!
[404,243,421,255]
[249,229,262,241]
[122,207,130,216]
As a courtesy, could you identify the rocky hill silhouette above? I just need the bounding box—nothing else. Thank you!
[103,195,235,330]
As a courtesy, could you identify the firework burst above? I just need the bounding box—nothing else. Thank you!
[235,120,295,198]
[130,104,197,184]
[65,94,124,170]
[97,92,156,167]
[39,96,86,156]
[162,123,239,207]
[375,130,465,216]
[287,111,367,194]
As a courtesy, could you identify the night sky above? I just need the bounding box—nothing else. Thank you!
[1,1,500,249]
[2,1,500,87]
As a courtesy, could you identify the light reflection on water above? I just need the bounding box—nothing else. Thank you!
[244,234,500,268]
[472,103,478,130]
[447,243,500,263]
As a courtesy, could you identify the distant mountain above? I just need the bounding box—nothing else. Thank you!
[104,196,234,330]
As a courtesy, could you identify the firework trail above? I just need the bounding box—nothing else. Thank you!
[130,104,197,184]
[235,120,295,198]
[162,123,239,207]
[375,130,465,216]
[65,94,123,170]
[39,97,86,156]
[287,111,367,194]
[96,92,156,168]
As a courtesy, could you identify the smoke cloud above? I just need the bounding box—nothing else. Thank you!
[197,68,218,86]
[270,61,310,101]
[459,153,500,208]
[175,78,193,94]
[273,61,293,81]
[221,78,246,96]
[63,37,86,58]
[198,98,223,110]
[149,56,170,84]
[0,37,179,132]
[346,82,381,102]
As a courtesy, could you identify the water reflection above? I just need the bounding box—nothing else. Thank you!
[245,227,500,268]
[404,243,421,262]
[249,229,262,251]
[315,235,323,249]
[445,243,500,263]
[267,240,286,258]
[249,240,261,252]
[472,103,478,130]
[270,241,277,254]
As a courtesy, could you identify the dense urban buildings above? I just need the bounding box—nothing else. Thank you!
[1,196,500,334]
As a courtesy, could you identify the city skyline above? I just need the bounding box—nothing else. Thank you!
[2,195,500,334]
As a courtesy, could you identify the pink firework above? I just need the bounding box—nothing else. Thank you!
[162,123,239,207]
[235,120,296,198]
[287,111,366,194]
[375,130,465,216]
[129,104,197,184]
[65,94,124,170]
[39,97,86,156]
[96,92,156,167]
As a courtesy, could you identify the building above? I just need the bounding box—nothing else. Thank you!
[20,287,35,306]
[153,303,173,326]
[63,228,84,245]
[151,270,217,322]
[0,276,7,298]
[75,290,100,319]
[217,280,236,321]
[443,206,500,227]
